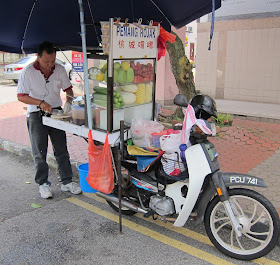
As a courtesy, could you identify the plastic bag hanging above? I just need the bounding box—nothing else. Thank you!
[181,105,212,146]
[86,130,114,194]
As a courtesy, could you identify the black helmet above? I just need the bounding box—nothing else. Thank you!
[190,94,217,120]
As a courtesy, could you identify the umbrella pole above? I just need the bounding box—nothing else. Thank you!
[78,0,92,130]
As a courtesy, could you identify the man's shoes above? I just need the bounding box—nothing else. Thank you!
[39,183,53,199]
[61,182,82,195]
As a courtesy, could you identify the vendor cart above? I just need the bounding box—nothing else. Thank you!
[43,18,160,146]
[42,18,161,232]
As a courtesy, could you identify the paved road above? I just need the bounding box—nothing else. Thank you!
[1,150,280,265]
[0,81,17,105]
[0,80,280,264]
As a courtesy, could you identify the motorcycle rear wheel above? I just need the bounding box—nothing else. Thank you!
[204,188,280,260]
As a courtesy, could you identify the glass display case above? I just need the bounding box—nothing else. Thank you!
[89,57,155,132]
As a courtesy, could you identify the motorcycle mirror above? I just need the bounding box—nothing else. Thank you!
[174,94,188,107]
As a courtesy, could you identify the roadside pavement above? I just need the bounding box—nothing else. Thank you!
[0,80,280,217]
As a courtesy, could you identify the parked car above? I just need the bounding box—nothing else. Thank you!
[3,56,72,84]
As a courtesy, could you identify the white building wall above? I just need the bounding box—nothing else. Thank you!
[185,21,198,61]
[195,17,280,104]
[194,31,218,99]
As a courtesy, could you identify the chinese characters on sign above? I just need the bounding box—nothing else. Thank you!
[113,24,159,59]
[72,51,84,72]
[72,51,84,84]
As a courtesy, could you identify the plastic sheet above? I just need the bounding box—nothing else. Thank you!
[86,131,114,194]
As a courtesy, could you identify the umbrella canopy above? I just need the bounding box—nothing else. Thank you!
[0,0,221,54]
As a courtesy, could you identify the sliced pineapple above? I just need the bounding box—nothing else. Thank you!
[145,83,153,103]
[135,83,146,104]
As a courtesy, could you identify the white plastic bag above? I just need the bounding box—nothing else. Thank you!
[131,118,164,147]
[181,104,212,146]
[160,132,182,154]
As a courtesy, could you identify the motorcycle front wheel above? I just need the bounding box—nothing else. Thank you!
[204,188,280,260]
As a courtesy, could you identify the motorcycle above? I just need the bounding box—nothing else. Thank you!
[95,94,280,260]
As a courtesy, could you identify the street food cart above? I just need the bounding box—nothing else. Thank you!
[43,18,160,146]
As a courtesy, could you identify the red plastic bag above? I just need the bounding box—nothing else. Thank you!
[156,25,176,60]
[86,130,114,194]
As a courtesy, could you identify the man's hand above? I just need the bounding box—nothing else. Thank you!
[39,100,52,114]
[63,101,72,114]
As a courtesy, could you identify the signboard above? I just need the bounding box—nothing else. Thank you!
[112,24,159,59]
[72,51,84,85]
[216,0,280,18]
[72,51,83,72]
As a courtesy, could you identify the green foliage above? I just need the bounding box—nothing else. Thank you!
[213,113,233,126]
[173,116,184,122]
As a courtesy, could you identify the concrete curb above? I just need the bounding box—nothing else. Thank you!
[0,137,79,177]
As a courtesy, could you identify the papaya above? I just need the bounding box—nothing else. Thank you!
[114,62,121,69]
[114,68,119,84]
[121,61,130,71]
[126,67,134,83]
[118,69,127,83]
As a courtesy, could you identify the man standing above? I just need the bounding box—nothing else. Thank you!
[17,41,81,198]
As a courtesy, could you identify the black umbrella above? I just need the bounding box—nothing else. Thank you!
[0,0,221,130]
[0,0,221,54]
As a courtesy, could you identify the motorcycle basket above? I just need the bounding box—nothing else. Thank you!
[160,153,188,181]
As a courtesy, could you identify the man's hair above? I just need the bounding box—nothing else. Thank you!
[37,41,56,57]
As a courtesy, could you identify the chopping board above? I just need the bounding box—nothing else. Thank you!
[51,114,72,120]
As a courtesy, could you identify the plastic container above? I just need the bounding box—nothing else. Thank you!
[77,163,97,193]
[152,133,164,148]
[72,104,85,125]
[101,29,109,36]
[101,35,110,42]
[100,21,109,30]
[152,129,181,148]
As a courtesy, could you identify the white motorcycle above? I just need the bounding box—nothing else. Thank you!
[96,94,280,260]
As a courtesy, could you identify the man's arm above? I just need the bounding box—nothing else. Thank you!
[65,88,74,103]
[63,87,74,114]
[18,95,52,113]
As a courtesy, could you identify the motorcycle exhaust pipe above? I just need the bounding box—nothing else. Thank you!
[95,192,148,214]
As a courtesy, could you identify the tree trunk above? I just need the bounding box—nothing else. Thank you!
[166,31,196,120]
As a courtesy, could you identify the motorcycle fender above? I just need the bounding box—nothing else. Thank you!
[222,172,267,188]
[194,181,216,226]
[174,144,212,227]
